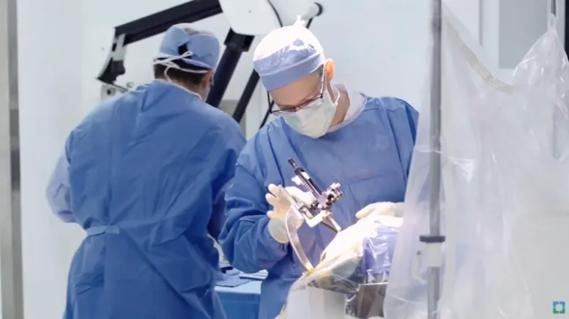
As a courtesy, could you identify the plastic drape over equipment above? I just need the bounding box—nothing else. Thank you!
[283,204,401,318]
[384,8,569,319]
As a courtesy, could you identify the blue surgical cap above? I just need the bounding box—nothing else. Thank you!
[253,25,326,91]
[157,24,220,70]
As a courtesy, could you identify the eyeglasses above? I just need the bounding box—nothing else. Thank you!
[269,73,325,116]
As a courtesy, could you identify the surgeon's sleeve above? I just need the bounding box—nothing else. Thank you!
[387,98,419,177]
[209,188,228,240]
[219,162,288,273]
[46,140,75,223]
[208,130,246,240]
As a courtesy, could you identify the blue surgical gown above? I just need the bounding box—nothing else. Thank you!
[47,80,245,319]
[219,96,417,319]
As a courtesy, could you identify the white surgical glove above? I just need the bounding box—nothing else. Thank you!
[266,184,312,244]
[355,202,405,220]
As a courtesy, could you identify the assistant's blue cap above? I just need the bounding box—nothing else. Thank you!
[253,24,326,91]
[157,24,220,70]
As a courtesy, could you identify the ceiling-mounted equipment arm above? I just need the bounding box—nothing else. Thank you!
[97,0,324,116]
[206,30,254,107]
[97,0,222,85]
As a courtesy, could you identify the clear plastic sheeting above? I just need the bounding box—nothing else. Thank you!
[295,215,399,294]
[286,204,315,272]
[284,214,401,319]
[384,8,569,319]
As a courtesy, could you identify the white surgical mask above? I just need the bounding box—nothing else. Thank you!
[283,86,340,138]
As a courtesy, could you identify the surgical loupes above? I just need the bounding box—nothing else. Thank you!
[287,159,343,233]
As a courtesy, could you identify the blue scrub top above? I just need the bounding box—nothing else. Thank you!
[220,96,418,319]
[55,80,245,319]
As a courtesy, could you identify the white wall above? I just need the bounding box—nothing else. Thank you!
[16,1,531,319]
[17,0,84,317]
[481,0,565,70]
[499,0,548,68]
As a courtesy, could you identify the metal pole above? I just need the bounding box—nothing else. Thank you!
[428,0,443,318]
[0,0,24,316]
[551,0,557,16]
[565,0,569,55]
[430,0,442,250]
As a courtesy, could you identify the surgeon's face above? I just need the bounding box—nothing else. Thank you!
[271,64,332,112]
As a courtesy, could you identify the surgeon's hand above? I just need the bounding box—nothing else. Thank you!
[355,202,405,220]
[266,184,312,244]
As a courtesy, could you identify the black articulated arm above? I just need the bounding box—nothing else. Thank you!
[97,0,222,84]
[206,30,254,107]
[97,0,324,119]
[117,0,222,45]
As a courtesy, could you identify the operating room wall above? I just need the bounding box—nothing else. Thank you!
[15,1,556,319]
[480,0,565,72]
[17,0,84,318]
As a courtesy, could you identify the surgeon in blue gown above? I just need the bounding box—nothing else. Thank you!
[219,24,418,318]
[46,24,245,319]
